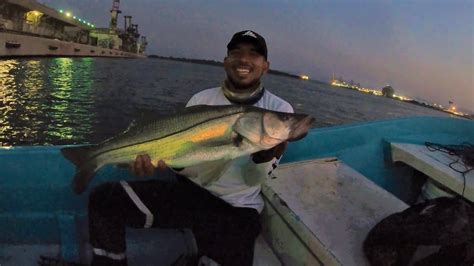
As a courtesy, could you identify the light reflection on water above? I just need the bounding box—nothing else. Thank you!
[1,57,452,147]
[1,58,96,145]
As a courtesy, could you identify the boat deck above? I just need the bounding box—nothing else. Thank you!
[0,233,279,266]
[261,158,408,265]
[1,156,408,265]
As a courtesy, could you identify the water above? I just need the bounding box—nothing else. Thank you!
[0,57,452,146]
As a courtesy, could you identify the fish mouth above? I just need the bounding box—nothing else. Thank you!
[288,115,315,141]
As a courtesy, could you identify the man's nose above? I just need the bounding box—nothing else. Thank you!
[237,53,251,63]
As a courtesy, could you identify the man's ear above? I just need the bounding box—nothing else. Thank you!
[224,56,230,66]
[263,60,270,74]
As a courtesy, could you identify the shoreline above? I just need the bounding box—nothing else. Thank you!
[148,55,302,79]
[329,83,473,120]
[152,55,472,119]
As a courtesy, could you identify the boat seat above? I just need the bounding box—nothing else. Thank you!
[390,142,473,202]
[261,158,408,266]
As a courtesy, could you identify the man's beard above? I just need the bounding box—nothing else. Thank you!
[226,75,260,91]
[222,79,265,105]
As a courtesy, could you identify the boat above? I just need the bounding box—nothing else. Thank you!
[0,0,147,58]
[0,116,473,265]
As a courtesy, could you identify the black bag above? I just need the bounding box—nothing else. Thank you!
[363,196,474,266]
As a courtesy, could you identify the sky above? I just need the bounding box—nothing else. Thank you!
[41,0,473,112]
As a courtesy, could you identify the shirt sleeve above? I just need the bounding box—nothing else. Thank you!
[185,94,198,107]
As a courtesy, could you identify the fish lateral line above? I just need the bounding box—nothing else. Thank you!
[85,111,245,162]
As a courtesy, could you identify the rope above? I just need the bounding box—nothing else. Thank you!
[425,142,474,197]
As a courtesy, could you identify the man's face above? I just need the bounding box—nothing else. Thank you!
[224,42,269,90]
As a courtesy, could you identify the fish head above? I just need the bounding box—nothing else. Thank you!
[233,110,314,149]
[262,111,315,144]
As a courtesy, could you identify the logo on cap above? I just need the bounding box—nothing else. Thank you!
[242,31,257,38]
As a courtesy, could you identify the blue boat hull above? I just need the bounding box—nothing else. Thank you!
[1,116,473,263]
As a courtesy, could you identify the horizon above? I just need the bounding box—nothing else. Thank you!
[40,0,473,112]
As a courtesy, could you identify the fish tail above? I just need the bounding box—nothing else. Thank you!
[61,145,98,194]
[72,166,97,194]
[60,145,95,167]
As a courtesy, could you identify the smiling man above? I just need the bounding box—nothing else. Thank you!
[88,30,294,266]
[223,30,270,100]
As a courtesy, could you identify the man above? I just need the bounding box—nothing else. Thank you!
[88,30,294,265]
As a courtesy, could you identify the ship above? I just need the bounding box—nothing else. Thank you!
[0,0,147,58]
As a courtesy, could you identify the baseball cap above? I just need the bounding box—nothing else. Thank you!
[227,30,268,60]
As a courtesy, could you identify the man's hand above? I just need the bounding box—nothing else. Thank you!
[130,154,168,177]
[252,141,288,164]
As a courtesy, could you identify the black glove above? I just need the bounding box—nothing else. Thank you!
[252,142,288,164]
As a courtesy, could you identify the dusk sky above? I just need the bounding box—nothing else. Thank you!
[42,0,473,112]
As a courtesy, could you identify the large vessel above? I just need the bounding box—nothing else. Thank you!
[0,0,147,58]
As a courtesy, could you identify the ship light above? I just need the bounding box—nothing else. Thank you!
[25,10,43,25]
[300,75,309,80]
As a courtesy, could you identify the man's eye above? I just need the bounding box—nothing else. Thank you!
[249,51,259,57]
[229,50,241,56]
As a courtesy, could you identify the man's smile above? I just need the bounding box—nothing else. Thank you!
[236,67,251,75]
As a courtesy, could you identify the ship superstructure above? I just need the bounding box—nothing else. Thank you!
[0,0,147,58]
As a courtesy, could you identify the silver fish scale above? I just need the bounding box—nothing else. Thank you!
[90,105,255,157]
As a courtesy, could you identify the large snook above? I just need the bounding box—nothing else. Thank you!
[61,105,314,194]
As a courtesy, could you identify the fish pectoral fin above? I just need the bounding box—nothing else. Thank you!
[199,139,233,148]
[115,163,131,169]
[72,164,97,194]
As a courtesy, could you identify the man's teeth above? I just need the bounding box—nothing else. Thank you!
[237,68,250,74]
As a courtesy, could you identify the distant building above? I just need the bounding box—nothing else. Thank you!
[382,85,395,98]
[447,101,457,112]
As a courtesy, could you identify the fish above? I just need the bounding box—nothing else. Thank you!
[61,105,315,194]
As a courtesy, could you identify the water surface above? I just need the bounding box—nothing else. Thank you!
[0,57,451,146]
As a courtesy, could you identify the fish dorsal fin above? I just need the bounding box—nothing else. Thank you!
[124,120,137,133]
[132,105,217,127]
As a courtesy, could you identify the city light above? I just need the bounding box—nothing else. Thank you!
[331,76,469,118]
[56,8,94,28]
[25,10,43,24]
